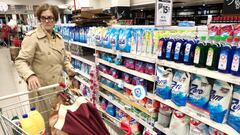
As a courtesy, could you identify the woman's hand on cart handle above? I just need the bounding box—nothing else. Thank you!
[27,75,41,91]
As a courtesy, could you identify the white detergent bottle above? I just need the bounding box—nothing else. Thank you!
[28,107,46,135]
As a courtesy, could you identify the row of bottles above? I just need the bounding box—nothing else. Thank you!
[211,16,240,24]
[12,107,45,135]
[157,35,240,76]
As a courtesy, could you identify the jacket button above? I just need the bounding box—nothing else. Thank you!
[48,52,51,55]
[52,76,55,79]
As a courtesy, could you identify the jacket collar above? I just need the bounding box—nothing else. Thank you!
[36,24,47,39]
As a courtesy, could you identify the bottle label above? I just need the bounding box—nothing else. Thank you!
[174,42,181,60]
[218,54,228,70]
[206,48,214,66]
[158,40,163,57]
[194,47,201,64]
[166,41,172,59]
[231,54,239,72]
[184,43,191,62]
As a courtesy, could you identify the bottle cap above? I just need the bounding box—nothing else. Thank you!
[201,36,206,41]
[30,106,36,111]
[227,37,233,42]
[215,36,221,42]
[22,114,28,118]
[234,37,240,42]
[209,36,215,40]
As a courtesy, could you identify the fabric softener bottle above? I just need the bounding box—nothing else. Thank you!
[194,36,209,68]
[206,36,221,70]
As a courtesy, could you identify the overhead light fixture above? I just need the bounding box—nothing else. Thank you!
[141,9,143,11]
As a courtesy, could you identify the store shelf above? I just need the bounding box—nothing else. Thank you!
[97,58,155,82]
[75,69,90,80]
[99,83,154,116]
[153,95,239,135]
[74,76,90,88]
[154,123,169,135]
[69,41,96,49]
[96,47,156,63]
[99,91,157,135]
[71,54,95,66]
[157,59,240,85]
[99,71,155,98]
[97,105,120,126]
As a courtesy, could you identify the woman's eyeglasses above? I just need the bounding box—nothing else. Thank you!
[40,16,55,22]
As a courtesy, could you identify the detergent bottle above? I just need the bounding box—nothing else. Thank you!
[194,36,209,68]
[231,46,240,76]
[28,107,46,135]
[173,37,186,63]
[218,37,234,73]
[183,39,197,65]
[206,36,221,70]
[20,114,38,135]
[165,35,176,61]
[158,37,168,59]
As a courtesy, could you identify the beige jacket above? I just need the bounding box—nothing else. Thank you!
[15,25,73,86]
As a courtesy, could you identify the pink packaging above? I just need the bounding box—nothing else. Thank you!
[124,58,135,70]
[145,63,155,75]
[135,61,145,73]
[208,24,221,37]
[234,24,240,37]
[221,24,234,37]
[122,73,131,84]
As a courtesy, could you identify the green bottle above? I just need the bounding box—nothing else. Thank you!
[194,36,209,68]
[206,36,221,70]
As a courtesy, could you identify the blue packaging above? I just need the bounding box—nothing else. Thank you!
[83,27,88,43]
[188,75,211,108]
[231,47,240,76]
[110,28,120,51]
[117,28,132,53]
[227,85,240,133]
[183,40,196,65]
[174,39,186,63]
[208,80,233,123]
[171,72,191,106]
[165,38,176,61]
[218,45,233,73]
[74,27,80,42]
[136,29,143,55]
[106,103,116,117]
[156,66,173,99]
[102,28,111,48]
[158,38,168,59]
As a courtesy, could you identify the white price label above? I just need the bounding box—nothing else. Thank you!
[155,0,173,26]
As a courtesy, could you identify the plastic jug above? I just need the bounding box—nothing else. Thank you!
[183,39,196,65]
[194,36,209,68]
[165,38,176,61]
[20,114,38,135]
[218,38,234,73]
[158,37,168,59]
[174,39,186,63]
[11,116,21,135]
[206,36,221,70]
[28,107,46,135]
[231,46,240,76]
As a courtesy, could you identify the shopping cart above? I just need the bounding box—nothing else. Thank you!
[0,82,74,135]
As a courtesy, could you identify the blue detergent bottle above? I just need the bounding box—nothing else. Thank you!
[106,103,116,117]
[174,38,186,63]
[158,37,168,59]
[218,37,234,73]
[231,46,240,76]
[183,39,197,65]
[165,37,176,61]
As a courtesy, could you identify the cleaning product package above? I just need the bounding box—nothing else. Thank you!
[208,80,233,123]
[165,38,176,61]
[208,127,227,135]
[156,66,173,99]
[171,72,191,106]
[158,37,168,59]
[153,30,160,55]
[102,28,111,48]
[106,103,116,117]
[234,24,240,38]
[169,110,190,135]
[188,75,211,109]
[174,39,186,63]
[189,118,209,135]
[109,28,120,50]
[227,85,240,133]
[146,30,154,56]
[118,28,133,53]
[131,28,138,54]
[157,103,173,128]
[220,24,234,37]
[136,29,144,55]
[231,47,240,76]
[183,39,196,65]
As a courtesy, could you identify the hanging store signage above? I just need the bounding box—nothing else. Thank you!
[223,0,240,14]
[132,85,147,100]
[155,0,173,26]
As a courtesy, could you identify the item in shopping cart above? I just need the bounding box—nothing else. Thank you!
[29,107,46,135]
[169,110,190,135]
[11,116,21,135]
[218,38,234,73]
[124,58,135,70]
[194,36,208,68]
[135,61,145,73]
[165,38,176,61]
[106,103,116,117]
[171,72,191,106]
[208,80,233,123]
[227,85,240,133]
[208,126,227,135]
[231,46,240,76]
[156,67,173,99]
[174,39,186,63]
[20,114,38,135]
[144,63,155,75]
[189,118,209,135]
[183,39,197,65]
[188,75,211,109]
[157,103,173,128]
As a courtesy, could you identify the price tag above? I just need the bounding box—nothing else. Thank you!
[155,0,173,26]
[132,85,147,100]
